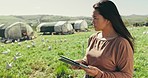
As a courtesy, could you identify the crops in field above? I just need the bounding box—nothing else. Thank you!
[0,27,148,78]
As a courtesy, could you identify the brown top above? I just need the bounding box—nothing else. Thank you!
[82,33,134,78]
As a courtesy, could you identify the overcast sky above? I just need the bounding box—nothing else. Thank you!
[0,0,147,17]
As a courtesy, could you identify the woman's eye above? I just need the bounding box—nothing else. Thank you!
[93,18,96,19]
[94,18,99,20]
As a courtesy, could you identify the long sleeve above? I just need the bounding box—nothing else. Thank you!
[95,39,134,78]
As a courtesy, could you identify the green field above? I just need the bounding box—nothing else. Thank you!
[0,27,148,78]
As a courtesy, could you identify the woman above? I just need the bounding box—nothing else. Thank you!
[72,0,134,78]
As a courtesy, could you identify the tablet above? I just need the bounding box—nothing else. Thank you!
[59,55,89,69]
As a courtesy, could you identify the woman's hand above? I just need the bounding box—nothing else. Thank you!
[82,66,100,77]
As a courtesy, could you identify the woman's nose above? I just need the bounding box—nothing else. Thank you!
[92,20,94,25]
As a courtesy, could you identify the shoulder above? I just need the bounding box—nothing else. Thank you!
[87,32,100,44]
[116,36,130,46]
[114,37,134,62]
[115,36,133,53]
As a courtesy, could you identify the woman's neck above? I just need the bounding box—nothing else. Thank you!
[101,24,118,39]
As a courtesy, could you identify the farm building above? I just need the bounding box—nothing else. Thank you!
[36,21,74,35]
[36,22,57,34]
[0,22,34,43]
[69,20,88,32]
[0,24,7,37]
[54,21,74,34]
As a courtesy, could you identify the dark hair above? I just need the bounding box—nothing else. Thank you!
[93,0,134,51]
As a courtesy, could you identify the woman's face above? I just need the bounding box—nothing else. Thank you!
[92,10,108,31]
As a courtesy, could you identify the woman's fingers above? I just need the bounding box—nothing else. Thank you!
[82,66,99,77]
[71,65,80,69]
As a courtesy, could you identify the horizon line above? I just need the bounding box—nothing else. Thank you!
[0,14,148,17]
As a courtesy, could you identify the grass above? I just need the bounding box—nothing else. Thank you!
[0,27,148,78]
[129,27,148,78]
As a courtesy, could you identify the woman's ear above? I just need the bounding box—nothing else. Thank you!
[106,19,110,25]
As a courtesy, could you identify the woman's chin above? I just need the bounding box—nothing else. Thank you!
[94,28,101,31]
